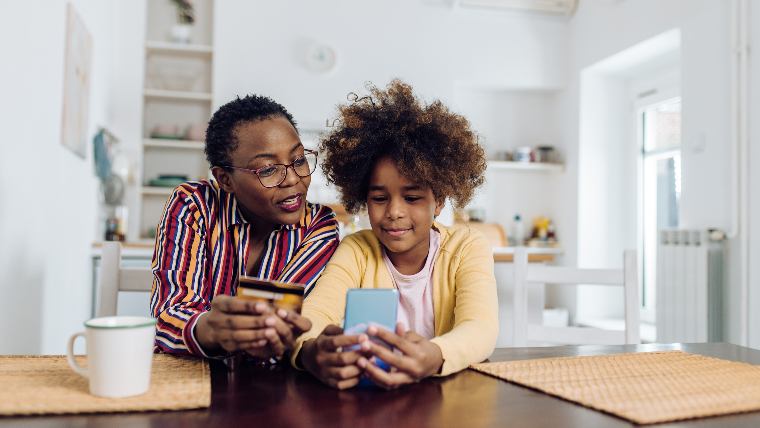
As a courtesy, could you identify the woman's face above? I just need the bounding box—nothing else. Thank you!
[213,116,310,229]
[366,157,443,262]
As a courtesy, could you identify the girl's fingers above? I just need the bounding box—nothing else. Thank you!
[321,350,363,367]
[369,327,417,356]
[327,364,362,380]
[318,333,366,352]
[359,357,414,389]
[363,341,418,374]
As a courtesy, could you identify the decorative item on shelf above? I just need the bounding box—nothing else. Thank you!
[527,216,559,248]
[148,174,188,188]
[534,145,556,163]
[169,0,194,44]
[146,59,201,92]
[513,146,533,163]
[183,123,206,141]
[93,128,130,242]
[150,124,182,140]
[511,213,525,246]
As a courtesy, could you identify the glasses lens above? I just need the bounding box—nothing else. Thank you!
[259,165,286,188]
[294,152,317,177]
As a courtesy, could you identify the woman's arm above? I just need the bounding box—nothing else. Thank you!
[150,189,212,356]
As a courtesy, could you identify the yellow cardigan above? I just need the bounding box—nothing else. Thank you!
[292,222,499,376]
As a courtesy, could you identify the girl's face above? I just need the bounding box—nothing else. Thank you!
[366,157,443,263]
[213,116,310,229]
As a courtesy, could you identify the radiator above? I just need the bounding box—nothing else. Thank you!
[656,230,724,343]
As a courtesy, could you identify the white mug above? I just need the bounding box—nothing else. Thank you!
[67,316,157,398]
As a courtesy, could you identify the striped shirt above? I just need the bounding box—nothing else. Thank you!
[149,179,339,356]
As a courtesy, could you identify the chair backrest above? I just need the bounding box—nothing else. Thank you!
[96,242,154,317]
[512,248,639,346]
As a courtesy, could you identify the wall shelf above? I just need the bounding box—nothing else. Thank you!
[143,138,204,150]
[144,89,212,102]
[141,186,175,196]
[145,41,213,56]
[487,160,564,173]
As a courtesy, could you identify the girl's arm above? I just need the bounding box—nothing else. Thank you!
[290,234,367,367]
[429,231,499,375]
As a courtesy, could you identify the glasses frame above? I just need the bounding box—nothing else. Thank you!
[223,149,318,188]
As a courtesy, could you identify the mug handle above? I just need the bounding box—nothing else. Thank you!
[66,332,88,378]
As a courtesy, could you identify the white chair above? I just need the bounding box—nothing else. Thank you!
[96,242,154,317]
[511,248,640,346]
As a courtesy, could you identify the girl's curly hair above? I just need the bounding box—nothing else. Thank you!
[319,79,486,213]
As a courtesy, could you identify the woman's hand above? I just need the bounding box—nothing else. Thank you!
[357,323,443,389]
[194,295,312,358]
[300,324,367,390]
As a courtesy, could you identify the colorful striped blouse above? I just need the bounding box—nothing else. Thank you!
[149,179,339,356]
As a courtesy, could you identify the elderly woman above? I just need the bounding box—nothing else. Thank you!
[150,95,338,359]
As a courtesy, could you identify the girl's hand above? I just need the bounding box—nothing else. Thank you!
[357,323,443,389]
[300,324,367,390]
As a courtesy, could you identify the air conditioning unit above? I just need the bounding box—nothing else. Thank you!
[458,0,578,15]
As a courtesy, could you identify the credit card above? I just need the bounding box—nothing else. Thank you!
[236,276,305,313]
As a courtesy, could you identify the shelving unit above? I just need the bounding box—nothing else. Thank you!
[487,160,564,173]
[137,0,214,241]
[145,41,213,55]
[143,89,213,102]
[143,138,205,150]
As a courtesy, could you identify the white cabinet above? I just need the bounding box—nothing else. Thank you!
[137,0,215,242]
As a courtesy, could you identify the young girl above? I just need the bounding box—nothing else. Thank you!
[292,80,498,389]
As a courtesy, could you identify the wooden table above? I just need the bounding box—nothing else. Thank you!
[4,343,760,427]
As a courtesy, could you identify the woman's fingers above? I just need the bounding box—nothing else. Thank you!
[212,295,272,315]
[229,328,269,342]
[263,316,295,347]
[277,308,312,334]
[209,313,270,330]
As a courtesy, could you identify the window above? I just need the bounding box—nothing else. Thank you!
[639,97,682,323]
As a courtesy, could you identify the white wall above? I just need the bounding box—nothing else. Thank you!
[213,0,568,128]
[748,1,760,349]
[0,0,130,353]
[561,0,744,342]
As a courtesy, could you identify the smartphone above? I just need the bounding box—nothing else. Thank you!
[343,289,398,383]
[236,276,305,313]
[343,288,399,335]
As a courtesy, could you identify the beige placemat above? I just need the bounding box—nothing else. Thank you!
[0,354,210,415]
[471,351,760,425]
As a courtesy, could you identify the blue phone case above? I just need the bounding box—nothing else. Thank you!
[343,289,398,386]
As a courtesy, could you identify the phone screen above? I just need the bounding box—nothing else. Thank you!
[343,289,399,334]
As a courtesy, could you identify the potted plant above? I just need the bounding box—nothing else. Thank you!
[169,0,195,44]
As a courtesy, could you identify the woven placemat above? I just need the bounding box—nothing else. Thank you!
[471,350,760,425]
[0,354,210,415]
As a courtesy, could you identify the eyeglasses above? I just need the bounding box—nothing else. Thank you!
[224,150,318,188]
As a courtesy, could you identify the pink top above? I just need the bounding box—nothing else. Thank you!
[382,229,441,340]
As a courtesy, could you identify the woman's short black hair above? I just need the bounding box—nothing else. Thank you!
[320,79,486,213]
[205,95,297,168]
